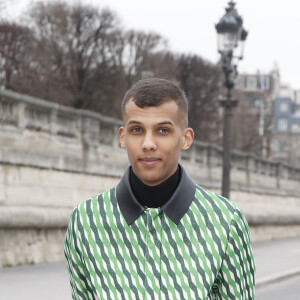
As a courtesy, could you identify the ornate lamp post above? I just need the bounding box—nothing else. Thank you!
[215,1,248,199]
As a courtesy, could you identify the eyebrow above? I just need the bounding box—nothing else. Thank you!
[127,120,174,126]
[157,121,174,126]
[127,120,142,126]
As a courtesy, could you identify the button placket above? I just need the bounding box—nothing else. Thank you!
[149,208,163,300]
[143,208,163,300]
[145,208,151,261]
[145,208,159,259]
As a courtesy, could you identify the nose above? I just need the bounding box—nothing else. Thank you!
[142,133,157,151]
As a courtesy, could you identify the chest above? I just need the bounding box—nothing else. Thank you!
[82,207,226,300]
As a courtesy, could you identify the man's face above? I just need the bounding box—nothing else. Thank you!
[119,99,194,186]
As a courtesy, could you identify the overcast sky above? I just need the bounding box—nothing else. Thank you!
[4,0,300,89]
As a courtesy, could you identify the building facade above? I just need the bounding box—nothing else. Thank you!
[236,66,300,165]
[272,94,300,165]
[236,67,280,158]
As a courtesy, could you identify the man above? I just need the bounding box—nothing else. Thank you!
[64,78,255,300]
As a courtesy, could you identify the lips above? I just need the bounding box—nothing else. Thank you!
[139,157,161,166]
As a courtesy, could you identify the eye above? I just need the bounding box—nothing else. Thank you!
[130,127,143,134]
[158,128,170,134]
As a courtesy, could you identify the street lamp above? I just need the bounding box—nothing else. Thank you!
[215,1,248,199]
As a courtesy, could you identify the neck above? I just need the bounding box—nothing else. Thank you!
[130,166,181,208]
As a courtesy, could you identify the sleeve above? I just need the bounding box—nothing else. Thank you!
[64,207,94,300]
[215,207,256,299]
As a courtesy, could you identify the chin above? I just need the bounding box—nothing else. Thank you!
[139,174,161,185]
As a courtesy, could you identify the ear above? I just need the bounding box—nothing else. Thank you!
[119,126,126,148]
[182,128,194,150]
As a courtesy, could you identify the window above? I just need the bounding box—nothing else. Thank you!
[279,102,288,112]
[247,78,256,90]
[278,118,288,131]
[236,78,244,89]
[277,141,287,153]
[265,77,270,90]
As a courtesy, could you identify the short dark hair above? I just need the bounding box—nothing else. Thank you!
[122,78,188,125]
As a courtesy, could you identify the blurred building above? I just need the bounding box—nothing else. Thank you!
[236,65,280,158]
[236,65,300,166]
[236,66,280,102]
[272,90,300,165]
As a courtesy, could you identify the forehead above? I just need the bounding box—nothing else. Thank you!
[123,99,182,125]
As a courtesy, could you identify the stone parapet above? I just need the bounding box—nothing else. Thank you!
[1,89,300,188]
[0,207,71,228]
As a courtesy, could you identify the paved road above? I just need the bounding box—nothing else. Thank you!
[256,274,300,300]
[0,262,71,300]
[252,236,300,284]
[0,237,299,300]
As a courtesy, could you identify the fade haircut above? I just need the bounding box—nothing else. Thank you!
[122,78,189,127]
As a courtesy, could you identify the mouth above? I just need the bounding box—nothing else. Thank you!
[139,157,161,166]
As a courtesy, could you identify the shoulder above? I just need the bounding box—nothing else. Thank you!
[71,187,117,219]
[193,184,246,227]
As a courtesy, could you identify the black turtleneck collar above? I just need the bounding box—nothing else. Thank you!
[130,166,180,208]
[116,164,196,225]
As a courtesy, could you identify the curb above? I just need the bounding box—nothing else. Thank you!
[256,268,300,289]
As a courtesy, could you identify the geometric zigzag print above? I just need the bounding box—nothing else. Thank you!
[65,185,255,300]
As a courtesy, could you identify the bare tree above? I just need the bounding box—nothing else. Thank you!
[0,22,31,89]
[230,92,260,153]
[93,28,167,117]
[144,51,177,80]
[13,2,119,109]
[5,2,166,118]
[176,54,222,143]
[2,1,251,147]
[105,29,166,86]
[122,30,165,87]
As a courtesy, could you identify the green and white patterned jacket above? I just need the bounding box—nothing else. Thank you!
[64,166,255,300]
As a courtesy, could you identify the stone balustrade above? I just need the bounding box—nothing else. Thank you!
[1,89,300,185]
[0,89,122,145]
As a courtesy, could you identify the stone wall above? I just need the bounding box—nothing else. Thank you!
[1,89,300,266]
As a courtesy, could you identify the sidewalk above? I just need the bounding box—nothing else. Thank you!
[252,236,300,288]
[0,261,71,300]
[0,236,299,299]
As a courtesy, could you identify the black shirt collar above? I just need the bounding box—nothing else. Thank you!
[116,164,196,225]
